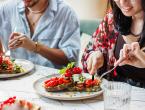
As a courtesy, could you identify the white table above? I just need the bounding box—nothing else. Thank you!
[0,65,145,110]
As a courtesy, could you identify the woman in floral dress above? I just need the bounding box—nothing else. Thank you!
[82,0,145,87]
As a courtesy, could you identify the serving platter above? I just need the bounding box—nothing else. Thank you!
[33,74,103,100]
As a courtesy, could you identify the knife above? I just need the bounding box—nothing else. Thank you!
[92,74,94,81]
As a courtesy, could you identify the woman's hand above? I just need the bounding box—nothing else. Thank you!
[87,50,104,75]
[115,42,145,68]
[8,32,36,52]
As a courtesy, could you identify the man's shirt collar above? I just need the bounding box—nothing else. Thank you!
[17,0,58,14]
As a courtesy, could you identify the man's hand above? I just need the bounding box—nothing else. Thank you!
[8,32,36,52]
[86,50,104,75]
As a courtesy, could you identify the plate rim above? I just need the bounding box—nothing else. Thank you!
[33,74,103,100]
[0,59,35,78]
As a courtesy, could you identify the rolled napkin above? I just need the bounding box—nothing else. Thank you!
[0,97,41,110]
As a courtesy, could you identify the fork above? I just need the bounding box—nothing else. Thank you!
[0,27,18,57]
[99,65,117,80]
[3,47,10,57]
[99,57,125,80]
[0,37,10,57]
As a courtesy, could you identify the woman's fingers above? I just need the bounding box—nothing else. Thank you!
[122,44,131,58]
[116,43,137,66]
[87,52,97,74]
[115,42,145,67]
[131,42,145,63]
[87,57,97,75]
[115,48,130,66]
[90,59,98,75]
[131,42,140,53]
[87,57,92,73]
[87,51,104,75]
[114,49,124,66]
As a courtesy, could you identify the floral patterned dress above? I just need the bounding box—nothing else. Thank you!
[81,11,119,78]
[81,11,145,87]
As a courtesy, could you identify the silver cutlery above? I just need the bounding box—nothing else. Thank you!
[91,57,125,81]
[99,58,125,80]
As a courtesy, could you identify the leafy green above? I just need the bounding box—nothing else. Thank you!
[79,76,86,83]
[14,64,24,73]
[11,59,15,63]
[72,74,86,83]
[59,68,67,75]
[67,62,75,68]
[1,63,8,70]
[59,62,75,75]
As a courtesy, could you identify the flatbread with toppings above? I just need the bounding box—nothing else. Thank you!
[43,62,101,92]
[0,97,40,110]
[0,55,24,74]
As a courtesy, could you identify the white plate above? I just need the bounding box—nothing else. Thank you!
[33,74,103,100]
[0,59,34,78]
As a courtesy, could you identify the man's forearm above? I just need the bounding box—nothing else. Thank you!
[0,41,3,53]
[35,43,69,65]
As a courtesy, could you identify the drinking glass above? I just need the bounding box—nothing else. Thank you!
[102,81,132,110]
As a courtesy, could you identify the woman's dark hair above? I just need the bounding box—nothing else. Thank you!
[110,0,145,48]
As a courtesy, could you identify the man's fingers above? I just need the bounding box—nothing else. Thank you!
[9,32,21,40]
[9,39,18,47]
[9,36,24,48]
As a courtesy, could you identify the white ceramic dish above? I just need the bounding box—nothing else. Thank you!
[0,59,34,78]
[33,74,103,100]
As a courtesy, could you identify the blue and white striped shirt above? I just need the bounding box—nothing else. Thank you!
[0,0,80,68]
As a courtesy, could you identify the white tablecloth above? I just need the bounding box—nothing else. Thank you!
[0,65,145,110]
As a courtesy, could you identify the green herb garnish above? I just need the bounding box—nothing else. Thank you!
[59,62,75,74]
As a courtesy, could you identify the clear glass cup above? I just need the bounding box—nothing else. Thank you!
[102,81,132,110]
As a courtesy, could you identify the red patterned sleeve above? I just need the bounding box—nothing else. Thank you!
[81,12,119,73]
